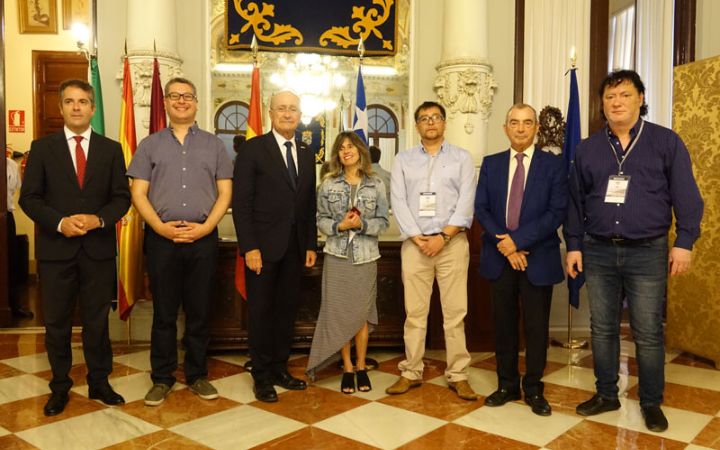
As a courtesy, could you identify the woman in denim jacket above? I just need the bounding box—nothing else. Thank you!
[306,131,389,394]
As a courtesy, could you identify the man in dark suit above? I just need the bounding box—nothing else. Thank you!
[474,103,567,416]
[20,79,130,416]
[233,90,317,402]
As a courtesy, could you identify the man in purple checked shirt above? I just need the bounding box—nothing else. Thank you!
[565,70,703,433]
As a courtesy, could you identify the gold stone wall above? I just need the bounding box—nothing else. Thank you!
[667,55,720,366]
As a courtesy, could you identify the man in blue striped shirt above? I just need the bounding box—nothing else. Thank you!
[565,70,703,433]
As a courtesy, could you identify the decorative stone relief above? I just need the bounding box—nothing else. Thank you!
[116,52,183,108]
[434,60,497,134]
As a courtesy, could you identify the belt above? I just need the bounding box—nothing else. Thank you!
[589,234,664,246]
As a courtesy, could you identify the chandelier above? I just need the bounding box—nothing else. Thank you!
[269,53,348,124]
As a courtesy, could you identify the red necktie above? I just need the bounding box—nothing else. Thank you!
[507,153,525,231]
[73,135,86,189]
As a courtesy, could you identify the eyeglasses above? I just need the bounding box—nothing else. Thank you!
[165,92,197,102]
[272,106,300,114]
[416,114,445,124]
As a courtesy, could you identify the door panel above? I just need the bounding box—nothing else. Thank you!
[33,51,88,139]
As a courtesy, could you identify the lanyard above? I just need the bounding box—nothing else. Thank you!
[606,120,645,175]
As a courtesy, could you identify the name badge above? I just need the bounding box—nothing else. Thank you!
[419,192,437,217]
[605,175,630,203]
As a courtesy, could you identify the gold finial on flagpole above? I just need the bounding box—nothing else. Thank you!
[251,34,258,66]
[570,46,577,69]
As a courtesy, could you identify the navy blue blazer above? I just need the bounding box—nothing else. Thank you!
[474,146,567,286]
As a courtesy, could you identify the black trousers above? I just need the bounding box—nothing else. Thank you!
[490,264,553,395]
[145,228,218,386]
[38,248,115,393]
[6,211,20,311]
[246,228,303,383]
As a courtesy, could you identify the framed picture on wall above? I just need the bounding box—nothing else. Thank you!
[18,0,58,34]
[62,0,90,30]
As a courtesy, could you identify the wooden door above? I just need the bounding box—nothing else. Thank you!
[33,51,88,139]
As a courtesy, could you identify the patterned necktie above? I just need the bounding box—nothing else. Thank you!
[73,135,86,189]
[506,153,525,231]
[284,141,297,189]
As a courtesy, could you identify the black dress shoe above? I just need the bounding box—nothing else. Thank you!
[88,385,125,406]
[253,381,278,402]
[641,406,668,432]
[274,371,307,390]
[44,392,69,416]
[576,394,621,416]
[525,394,552,416]
[484,388,521,407]
[11,307,34,319]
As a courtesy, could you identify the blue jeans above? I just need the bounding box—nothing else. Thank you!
[583,235,668,407]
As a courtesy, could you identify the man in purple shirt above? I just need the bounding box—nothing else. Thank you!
[565,70,703,432]
[128,77,233,406]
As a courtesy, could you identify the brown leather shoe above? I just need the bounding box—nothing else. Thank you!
[385,376,422,395]
[448,380,478,401]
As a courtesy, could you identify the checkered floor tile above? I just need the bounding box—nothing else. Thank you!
[0,330,718,449]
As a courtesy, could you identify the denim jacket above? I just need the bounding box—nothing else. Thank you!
[317,173,390,264]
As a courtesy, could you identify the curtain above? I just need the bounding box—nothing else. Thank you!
[524,0,591,138]
[636,0,674,127]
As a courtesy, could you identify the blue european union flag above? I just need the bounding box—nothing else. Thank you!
[565,68,584,309]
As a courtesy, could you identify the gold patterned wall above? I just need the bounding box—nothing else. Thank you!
[667,55,720,366]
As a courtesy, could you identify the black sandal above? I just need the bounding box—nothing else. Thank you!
[356,369,372,392]
[341,372,355,394]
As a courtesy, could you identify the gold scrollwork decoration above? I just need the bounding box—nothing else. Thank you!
[231,0,303,46]
[319,0,394,50]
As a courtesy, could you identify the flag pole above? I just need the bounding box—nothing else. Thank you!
[551,48,588,351]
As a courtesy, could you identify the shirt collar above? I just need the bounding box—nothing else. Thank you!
[510,144,534,161]
[64,126,92,142]
[606,118,643,140]
[420,140,446,155]
[272,128,296,148]
[169,122,199,135]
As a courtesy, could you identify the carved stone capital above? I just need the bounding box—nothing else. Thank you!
[433,64,497,131]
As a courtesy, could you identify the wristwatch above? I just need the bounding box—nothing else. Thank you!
[440,232,451,244]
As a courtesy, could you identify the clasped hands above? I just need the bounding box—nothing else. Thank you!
[156,220,210,244]
[412,234,445,257]
[60,214,101,237]
[496,233,529,271]
[337,209,361,232]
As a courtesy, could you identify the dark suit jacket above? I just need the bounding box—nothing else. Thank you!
[232,131,317,262]
[19,131,130,261]
[474,146,567,286]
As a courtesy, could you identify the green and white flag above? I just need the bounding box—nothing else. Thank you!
[89,56,105,135]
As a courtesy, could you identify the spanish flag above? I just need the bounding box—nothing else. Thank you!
[235,66,263,300]
[117,57,143,320]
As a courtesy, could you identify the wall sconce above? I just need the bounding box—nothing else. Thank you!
[72,22,92,60]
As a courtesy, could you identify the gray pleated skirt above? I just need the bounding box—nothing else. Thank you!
[306,253,378,380]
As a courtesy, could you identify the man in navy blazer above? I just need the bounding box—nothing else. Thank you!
[474,103,567,416]
[20,79,130,416]
[233,91,317,402]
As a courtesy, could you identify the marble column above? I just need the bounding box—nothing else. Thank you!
[124,0,183,138]
[434,0,496,166]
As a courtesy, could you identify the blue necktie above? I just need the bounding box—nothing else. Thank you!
[284,141,297,189]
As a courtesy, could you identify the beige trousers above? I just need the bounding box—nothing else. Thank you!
[398,233,471,382]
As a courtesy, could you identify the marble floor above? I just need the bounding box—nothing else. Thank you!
[0,328,719,450]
